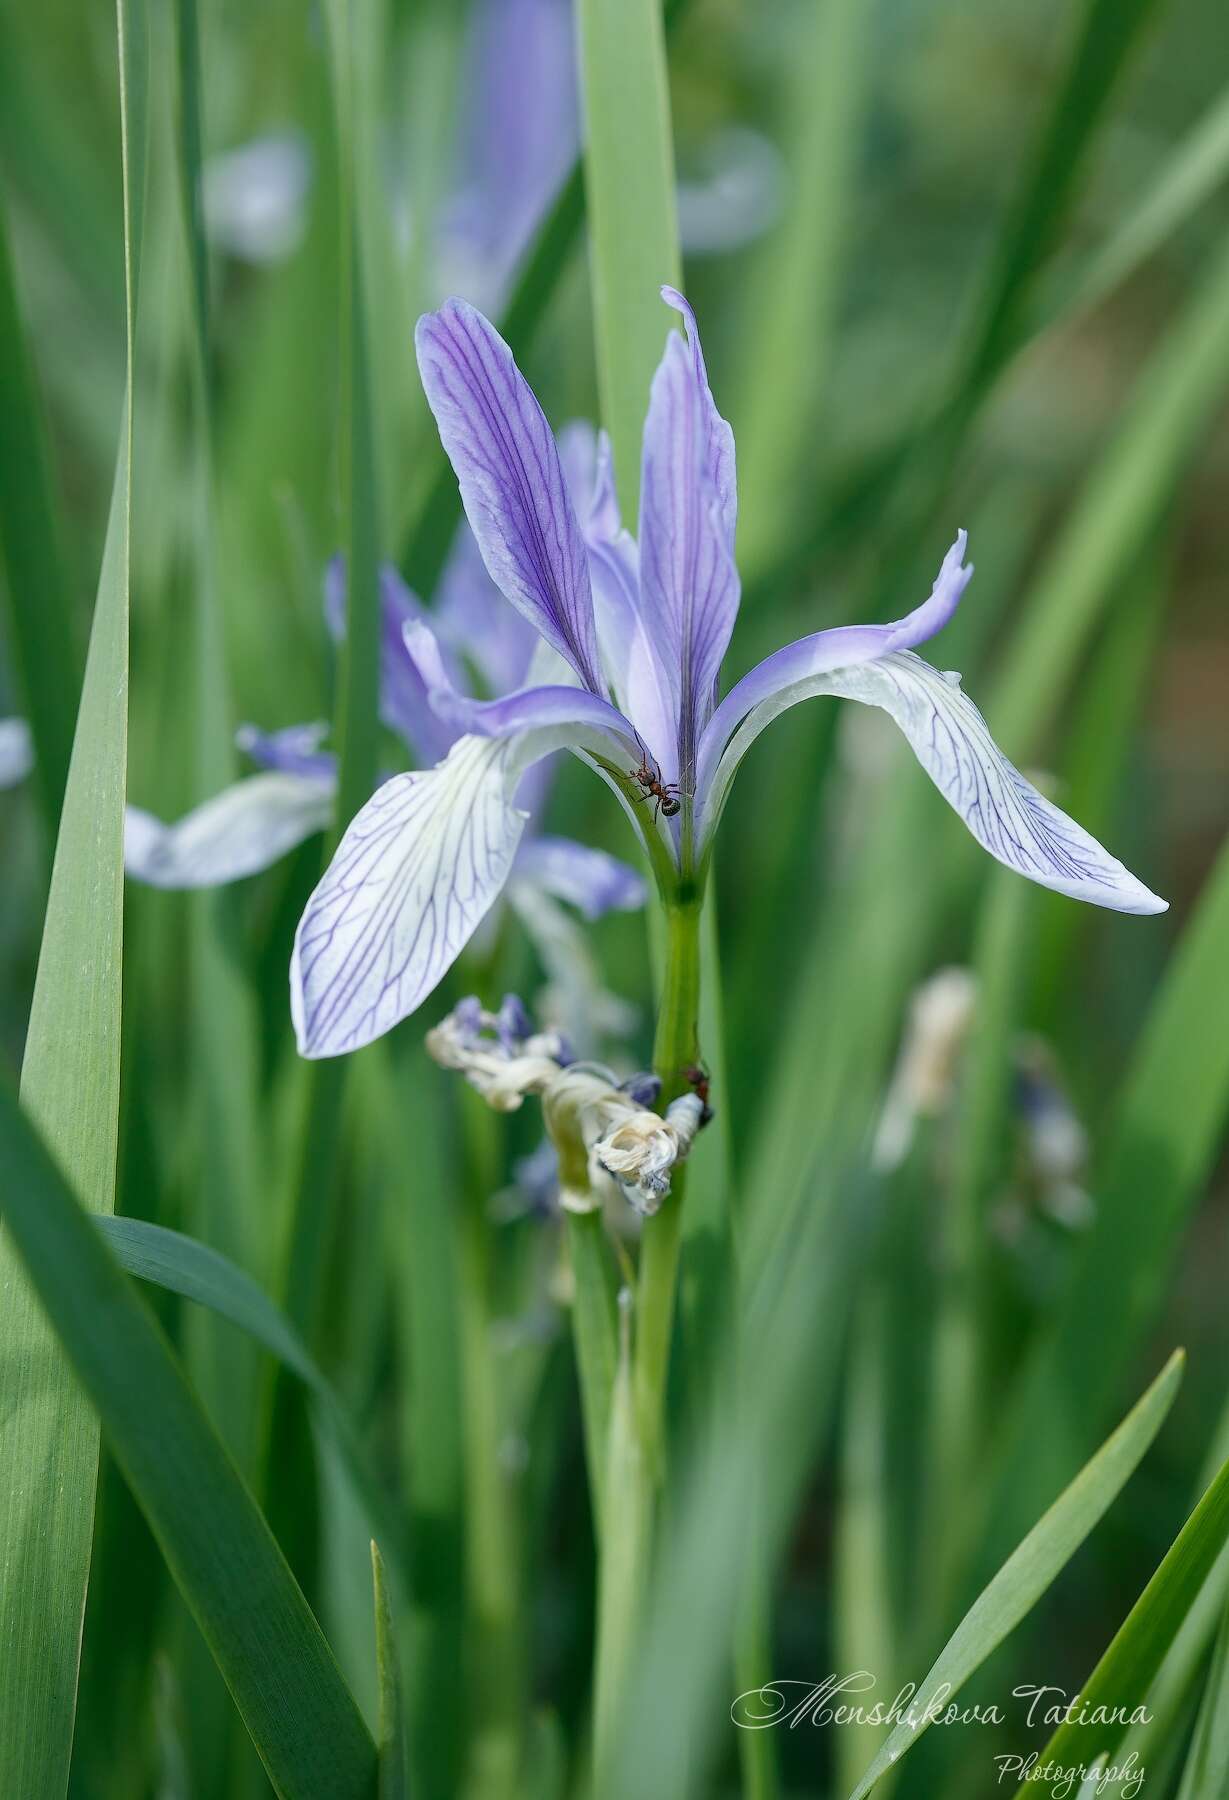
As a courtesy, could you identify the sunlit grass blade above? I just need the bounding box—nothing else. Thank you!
[0,192,80,839]
[372,1541,408,1800]
[0,3,146,1790]
[1039,1450,1229,1777]
[0,1081,378,1799]
[577,0,681,513]
[1049,81,1229,328]
[984,831,1229,1557]
[732,0,871,580]
[1175,1584,1229,1800]
[96,1215,408,1594]
[843,1352,1183,1800]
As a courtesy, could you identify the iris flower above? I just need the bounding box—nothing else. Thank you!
[291,288,1165,1059]
[124,545,646,1045]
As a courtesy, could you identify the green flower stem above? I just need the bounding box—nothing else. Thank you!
[636,894,703,1482]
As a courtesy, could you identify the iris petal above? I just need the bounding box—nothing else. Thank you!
[416,299,604,693]
[125,773,335,890]
[703,648,1166,915]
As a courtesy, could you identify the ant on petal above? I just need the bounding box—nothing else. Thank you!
[629,737,682,820]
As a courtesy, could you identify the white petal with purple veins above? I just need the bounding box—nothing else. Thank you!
[704,651,1166,915]
[125,773,335,890]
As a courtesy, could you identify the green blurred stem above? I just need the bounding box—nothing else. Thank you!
[636,896,702,1482]
[457,1104,523,1799]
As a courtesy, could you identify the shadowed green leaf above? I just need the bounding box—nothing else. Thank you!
[0,1082,378,1799]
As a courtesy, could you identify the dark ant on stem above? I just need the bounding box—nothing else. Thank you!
[684,1062,713,1125]
[629,739,682,820]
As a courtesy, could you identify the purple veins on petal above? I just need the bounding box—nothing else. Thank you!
[639,289,741,779]
[695,531,974,804]
[815,652,1167,915]
[415,299,605,695]
[292,733,535,1059]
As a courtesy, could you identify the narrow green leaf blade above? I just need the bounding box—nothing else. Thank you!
[577,0,681,513]
[0,1083,378,1800]
[0,3,146,1787]
[844,1352,1183,1800]
[0,192,80,837]
[371,1542,408,1800]
[1041,1451,1229,1776]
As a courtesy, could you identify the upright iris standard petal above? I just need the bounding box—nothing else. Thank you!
[416,299,605,693]
[639,288,740,782]
[126,773,336,890]
[695,533,974,805]
[704,647,1167,915]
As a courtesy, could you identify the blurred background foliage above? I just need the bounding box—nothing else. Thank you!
[1,0,1228,1796]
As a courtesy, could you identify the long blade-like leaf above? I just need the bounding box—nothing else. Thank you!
[0,192,80,838]
[577,0,682,514]
[0,3,146,1788]
[844,1352,1183,1800]
[1040,1451,1229,1776]
[0,1081,378,1799]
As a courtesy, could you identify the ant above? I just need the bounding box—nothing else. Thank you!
[684,1061,713,1125]
[629,739,682,820]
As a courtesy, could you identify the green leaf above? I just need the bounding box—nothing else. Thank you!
[0,191,80,839]
[1051,82,1229,328]
[985,832,1229,1557]
[371,1542,408,1800]
[1040,1450,1229,1776]
[577,0,682,515]
[170,0,266,1463]
[843,1351,1183,1800]
[566,1209,619,1536]
[1175,1585,1229,1800]
[731,0,872,579]
[0,4,146,1790]
[0,1081,378,1799]
[95,1214,410,1600]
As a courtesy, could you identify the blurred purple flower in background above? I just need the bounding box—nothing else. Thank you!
[291,288,1166,1059]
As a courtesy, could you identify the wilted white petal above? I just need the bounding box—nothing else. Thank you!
[0,717,34,788]
[706,651,1167,915]
[125,773,334,890]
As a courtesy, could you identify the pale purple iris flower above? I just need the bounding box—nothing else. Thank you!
[291,287,1166,1059]
[125,542,646,1035]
